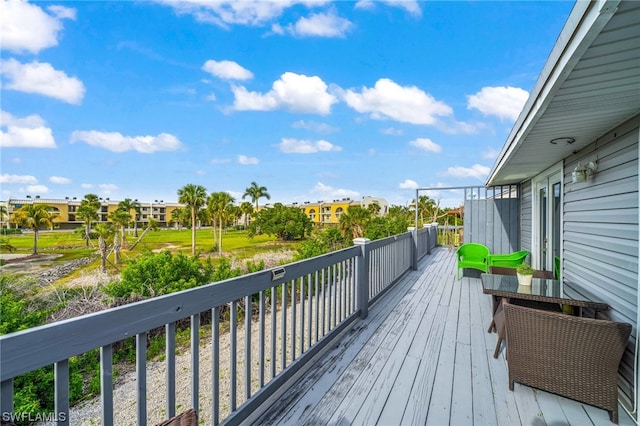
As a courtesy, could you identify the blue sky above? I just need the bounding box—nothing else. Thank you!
[0,0,575,208]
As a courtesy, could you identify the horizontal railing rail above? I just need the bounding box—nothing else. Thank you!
[1,227,438,426]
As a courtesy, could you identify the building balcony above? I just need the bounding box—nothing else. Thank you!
[0,226,633,425]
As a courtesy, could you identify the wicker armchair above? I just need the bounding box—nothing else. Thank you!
[155,409,198,426]
[503,302,631,423]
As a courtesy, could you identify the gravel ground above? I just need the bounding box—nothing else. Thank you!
[55,297,317,426]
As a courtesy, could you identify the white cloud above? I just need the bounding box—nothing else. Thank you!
[444,164,491,179]
[285,10,352,38]
[238,154,259,165]
[232,72,337,115]
[409,138,441,153]
[278,138,342,154]
[482,147,500,160]
[26,184,49,194]
[342,78,452,125]
[355,0,421,16]
[99,184,118,195]
[0,174,38,184]
[71,130,184,153]
[399,179,418,189]
[311,182,359,198]
[157,0,300,27]
[0,0,75,54]
[202,59,253,80]
[381,127,403,136]
[49,176,71,184]
[81,183,93,189]
[0,59,85,104]
[467,86,529,121]
[0,110,56,148]
[291,120,337,133]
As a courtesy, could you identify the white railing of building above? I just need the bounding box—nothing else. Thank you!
[0,226,438,426]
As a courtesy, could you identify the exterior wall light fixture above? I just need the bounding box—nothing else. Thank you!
[572,161,597,183]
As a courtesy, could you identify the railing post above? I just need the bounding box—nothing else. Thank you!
[431,223,439,253]
[408,227,418,271]
[354,238,371,319]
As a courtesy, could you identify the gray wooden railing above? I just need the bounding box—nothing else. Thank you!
[0,226,438,425]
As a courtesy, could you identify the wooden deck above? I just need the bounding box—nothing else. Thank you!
[253,247,634,426]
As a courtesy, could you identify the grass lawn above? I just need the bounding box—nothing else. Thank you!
[1,227,299,273]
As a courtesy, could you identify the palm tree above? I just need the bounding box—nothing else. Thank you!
[13,204,57,254]
[239,201,254,229]
[177,184,207,256]
[338,205,372,240]
[0,205,7,230]
[207,192,235,255]
[109,208,131,251]
[94,223,115,272]
[243,181,270,211]
[170,207,189,230]
[118,198,141,237]
[77,194,101,248]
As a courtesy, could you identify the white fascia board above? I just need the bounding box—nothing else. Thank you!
[486,0,620,186]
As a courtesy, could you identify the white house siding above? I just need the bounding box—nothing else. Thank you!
[562,114,639,408]
[520,180,533,255]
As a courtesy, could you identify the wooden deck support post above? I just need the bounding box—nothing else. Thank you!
[354,238,371,319]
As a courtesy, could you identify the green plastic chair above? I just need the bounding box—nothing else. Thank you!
[456,243,490,280]
[554,256,561,280]
[488,250,529,268]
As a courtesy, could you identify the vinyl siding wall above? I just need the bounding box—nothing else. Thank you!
[562,114,639,409]
[520,180,533,254]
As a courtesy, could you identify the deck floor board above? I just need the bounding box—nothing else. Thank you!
[255,247,634,426]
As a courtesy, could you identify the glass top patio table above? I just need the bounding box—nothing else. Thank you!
[480,273,609,311]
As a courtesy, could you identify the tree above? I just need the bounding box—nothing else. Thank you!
[338,205,372,240]
[170,207,187,230]
[242,181,270,211]
[108,208,131,251]
[0,205,7,229]
[248,203,312,241]
[239,201,253,229]
[77,194,101,248]
[13,204,57,254]
[177,184,207,256]
[94,223,115,272]
[207,192,235,254]
[118,198,141,237]
[128,217,159,251]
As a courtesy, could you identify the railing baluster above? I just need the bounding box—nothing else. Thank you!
[291,279,297,361]
[271,286,277,379]
[136,332,147,425]
[0,378,13,417]
[100,344,113,426]
[328,265,334,330]
[337,262,342,323]
[307,273,312,349]
[245,295,251,400]
[191,314,200,413]
[321,268,326,337]
[212,307,220,426]
[300,276,305,355]
[166,322,176,419]
[54,359,69,426]
[259,290,265,388]
[230,301,237,411]
[314,270,320,343]
[281,283,287,371]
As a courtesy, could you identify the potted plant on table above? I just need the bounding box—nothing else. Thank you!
[516,263,534,286]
